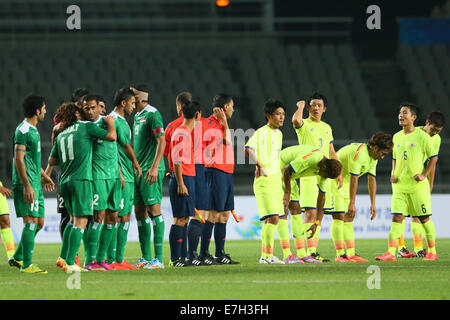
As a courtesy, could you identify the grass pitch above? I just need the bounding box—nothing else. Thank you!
[1,239,449,300]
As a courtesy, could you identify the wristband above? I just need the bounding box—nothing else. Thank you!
[314,220,320,225]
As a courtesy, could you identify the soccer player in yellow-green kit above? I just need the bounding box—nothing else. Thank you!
[10,94,55,273]
[291,95,342,262]
[330,132,393,262]
[1,180,15,262]
[397,110,445,258]
[376,103,439,261]
[245,99,286,264]
[280,145,342,263]
[131,84,166,269]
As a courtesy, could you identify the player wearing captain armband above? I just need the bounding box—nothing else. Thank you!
[245,99,286,264]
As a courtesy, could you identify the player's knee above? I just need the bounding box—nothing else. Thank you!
[219,211,229,224]
[0,215,10,229]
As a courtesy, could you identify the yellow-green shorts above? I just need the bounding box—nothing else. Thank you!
[300,176,334,213]
[254,175,284,221]
[0,182,9,215]
[391,186,432,217]
[330,181,349,214]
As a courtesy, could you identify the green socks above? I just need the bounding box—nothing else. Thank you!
[152,215,165,262]
[15,223,36,268]
[276,219,291,259]
[137,217,152,261]
[261,222,276,259]
[85,222,103,264]
[106,223,118,264]
[115,222,130,263]
[60,222,73,260]
[66,227,84,265]
[96,223,115,263]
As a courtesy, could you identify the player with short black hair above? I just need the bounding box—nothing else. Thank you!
[291,97,342,262]
[131,84,166,269]
[201,93,239,264]
[10,94,54,273]
[376,103,438,261]
[167,101,202,267]
[245,98,286,264]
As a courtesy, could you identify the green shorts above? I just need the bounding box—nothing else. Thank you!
[93,178,122,212]
[254,175,284,220]
[0,182,9,214]
[134,169,165,206]
[300,176,334,213]
[12,184,45,218]
[119,181,134,216]
[391,186,432,217]
[330,181,349,214]
[61,180,93,217]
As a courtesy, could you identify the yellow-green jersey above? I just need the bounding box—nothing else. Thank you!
[294,118,334,157]
[392,127,437,193]
[418,126,441,159]
[245,125,284,219]
[245,125,283,179]
[337,143,377,185]
[280,145,328,191]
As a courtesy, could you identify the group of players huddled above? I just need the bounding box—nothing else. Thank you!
[0,88,445,273]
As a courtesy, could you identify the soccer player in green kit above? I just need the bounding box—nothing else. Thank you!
[48,102,117,273]
[291,95,343,262]
[107,88,142,270]
[10,94,55,274]
[245,99,286,264]
[329,132,393,262]
[280,145,342,263]
[131,84,166,269]
[397,111,445,258]
[376,103,439,261]
[81,94,132,271]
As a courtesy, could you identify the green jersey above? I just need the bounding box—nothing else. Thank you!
[280,145,328,191]
[294,118,334,158]
[133,105,165,171]
[12,120,41,186]
[50,121,109,185]
[111,111,134,183]
[392,127,437,193]
[245,125,283,177]
[337,143,377,185]
[92,117,123,180]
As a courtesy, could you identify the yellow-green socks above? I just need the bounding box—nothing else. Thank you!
[331,219,345,257]
[398,219,406,249]
[388,222,402,255]
[276,219,291,259]
[261,222,276,259]
[343,222,355,257]
[0,227,15,259]
[422,220,436,254]
[411,221,424,253]
[291,214,307,257]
